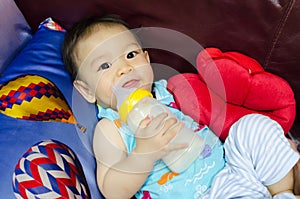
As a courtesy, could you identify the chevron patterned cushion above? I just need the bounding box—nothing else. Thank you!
[12,139,89,198]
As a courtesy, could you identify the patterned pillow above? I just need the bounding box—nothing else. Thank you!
[0,18,100,198]
[0,74,76,124]
[0,17,69,94]
[12,139,89,198]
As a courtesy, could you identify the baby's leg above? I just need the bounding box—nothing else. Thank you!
[289,139,300,195]
[294,159,300,195]
[224,114,299,196]
[268,168,294,196]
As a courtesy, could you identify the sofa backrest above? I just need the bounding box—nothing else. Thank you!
[0,0,31,74]
[14,0,300,134]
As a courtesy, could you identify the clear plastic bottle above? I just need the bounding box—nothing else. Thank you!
[118,88,205,173]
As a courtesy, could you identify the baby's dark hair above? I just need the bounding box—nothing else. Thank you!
[62,15,130,81]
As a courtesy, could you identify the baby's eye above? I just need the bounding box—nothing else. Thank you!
[99,62,112,70]
[126,51,138,59]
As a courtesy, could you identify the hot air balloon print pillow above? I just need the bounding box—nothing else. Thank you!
[0,74,76,125]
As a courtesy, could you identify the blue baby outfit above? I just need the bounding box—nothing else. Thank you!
[97,80,225,199]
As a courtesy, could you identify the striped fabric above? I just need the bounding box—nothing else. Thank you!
[206,114,299,198]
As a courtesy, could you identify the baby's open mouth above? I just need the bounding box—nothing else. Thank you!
[122,79,139,88]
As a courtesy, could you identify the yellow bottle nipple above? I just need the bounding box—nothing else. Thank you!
[118,89,153,122]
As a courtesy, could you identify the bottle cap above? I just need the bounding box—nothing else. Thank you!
[118,89,153,122]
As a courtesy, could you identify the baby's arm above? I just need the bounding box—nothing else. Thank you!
[93,113,185,198]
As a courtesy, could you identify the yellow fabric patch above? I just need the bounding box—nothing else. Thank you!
[0,75,76,124]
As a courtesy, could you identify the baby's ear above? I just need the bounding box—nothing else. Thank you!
[73,80,96,103]
[143,50,150,63]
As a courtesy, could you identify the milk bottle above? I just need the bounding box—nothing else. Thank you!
[118,88,205,173]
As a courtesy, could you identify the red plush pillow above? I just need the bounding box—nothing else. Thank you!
[168,48,296,141]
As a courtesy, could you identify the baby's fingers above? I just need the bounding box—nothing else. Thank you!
[138,115,152,128]
[148,113,169,129]
[162,121,184,141]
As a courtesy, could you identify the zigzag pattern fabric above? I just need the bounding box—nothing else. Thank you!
[0,75,76,124]
[12,140,89,198]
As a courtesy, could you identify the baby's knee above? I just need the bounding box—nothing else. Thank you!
[225,113,286,162]
[230,114,284,143]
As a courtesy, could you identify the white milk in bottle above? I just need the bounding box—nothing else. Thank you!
[118,89,205,173]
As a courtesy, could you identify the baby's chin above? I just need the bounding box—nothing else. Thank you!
[139,83,153,92]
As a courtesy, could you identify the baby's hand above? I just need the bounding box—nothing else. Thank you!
[133,113,187,161]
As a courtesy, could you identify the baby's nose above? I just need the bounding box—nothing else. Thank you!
[118,64,133,76]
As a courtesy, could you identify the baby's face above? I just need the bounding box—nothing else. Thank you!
[74,24,154,109]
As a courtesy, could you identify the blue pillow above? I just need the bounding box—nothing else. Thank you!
[0,18,70,101]
[0,18,101,198]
